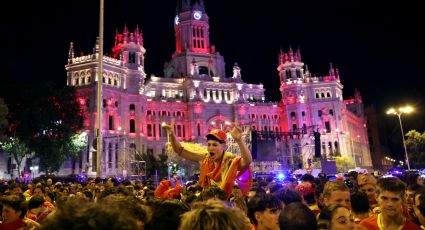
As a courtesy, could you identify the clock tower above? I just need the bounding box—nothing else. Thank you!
[164,0,225,78]
[174,0,209,54]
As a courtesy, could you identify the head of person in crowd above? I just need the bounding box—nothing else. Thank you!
[317,204,355,230]
[39,198,139,230]
[295,181,316,205]
[266,182,283,194]
[357,173,377,206]
[105,177,116,188]
[323,180,351,209]
[247,186,259,202]
[232,183,243,199]
[413,187,425,227]
[376,177,406,218]
[100,195,152,229]
[180,199,252,230]
[44,191,55,204]
[247,194,281,230]
[273,187,302,208]
[279,202,317,230]
[46,178,53,187]
[200,186,227,201]
[32,185,45,197]
[315,178,326,210]
[350,192,370,223]
[27,195,45,217]
[347,171,358,186]
[301,173,315,184]
[147,199,189,230]
[10,183,23,195]
[406,184,421,209]
[417,175,425,187]
[0,195,27,224]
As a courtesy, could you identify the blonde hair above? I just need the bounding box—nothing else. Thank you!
[180,200,252,230]
[323,181,349,198]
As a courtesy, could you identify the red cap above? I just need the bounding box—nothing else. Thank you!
[206,129,227,143]
[295,182,315,196]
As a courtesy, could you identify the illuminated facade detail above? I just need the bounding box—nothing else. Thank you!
[62,0,371,176]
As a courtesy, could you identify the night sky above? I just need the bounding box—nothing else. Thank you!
[1,1,424,158]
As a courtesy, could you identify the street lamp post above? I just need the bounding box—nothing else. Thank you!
[386,106,414,170]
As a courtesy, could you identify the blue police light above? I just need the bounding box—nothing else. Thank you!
[277,173,285,180]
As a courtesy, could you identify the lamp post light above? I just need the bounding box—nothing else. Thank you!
[29,166,38,180]
[386,106,414,170]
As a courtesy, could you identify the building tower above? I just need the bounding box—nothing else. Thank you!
[164,0,225,78]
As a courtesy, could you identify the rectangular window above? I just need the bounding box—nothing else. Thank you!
[147,124,152,137]
[130,119,136,133]
[325,121,331,133]
[177,125,182,137]
[109,116,114,130]
[108,143,112,168]
[318,110,322,117]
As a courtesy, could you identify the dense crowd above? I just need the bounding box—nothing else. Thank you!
[2,127,425,229]
[1,171,425,230]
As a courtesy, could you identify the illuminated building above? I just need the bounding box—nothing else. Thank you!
[63,0,372,176]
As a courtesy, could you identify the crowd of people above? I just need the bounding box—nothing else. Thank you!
[1,126,425,229]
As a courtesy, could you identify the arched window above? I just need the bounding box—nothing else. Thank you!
[199,66,212,76]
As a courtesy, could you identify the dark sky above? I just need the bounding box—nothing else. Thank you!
[1,0,424,156]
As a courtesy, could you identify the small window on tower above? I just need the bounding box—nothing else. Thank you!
[130,119,135,133]
[129,104,135,111]
[318,110,322,117]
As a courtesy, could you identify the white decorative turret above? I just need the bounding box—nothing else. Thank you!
[68,42,74,64]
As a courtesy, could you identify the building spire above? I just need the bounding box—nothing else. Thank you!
[288,46,294,62]
[279,47,285,65]
[304,65,311,78]
[295,46,302,62]
[329,62,336,78]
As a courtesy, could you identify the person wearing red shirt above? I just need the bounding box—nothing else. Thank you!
[360,177,421,230]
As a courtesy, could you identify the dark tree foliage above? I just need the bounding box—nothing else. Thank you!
[3,81,83,173]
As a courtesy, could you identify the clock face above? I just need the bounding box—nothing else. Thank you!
[174,15,179,25]
[193,11,202,20]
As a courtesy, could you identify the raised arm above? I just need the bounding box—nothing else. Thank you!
[163,123,205,163]
[229,123,252,170]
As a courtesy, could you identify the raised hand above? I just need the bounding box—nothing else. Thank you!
[229,121,242,141]
[162,120,174,134]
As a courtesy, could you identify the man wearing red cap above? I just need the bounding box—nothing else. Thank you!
[163,122,252,199]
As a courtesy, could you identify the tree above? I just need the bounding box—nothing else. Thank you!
[0,138,33,178]
[335,156,355,173]
[0,98,8,142]
[5,82,83,173]
[405,130,425,168]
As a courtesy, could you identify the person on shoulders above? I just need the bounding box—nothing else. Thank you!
[163,121,252,199]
